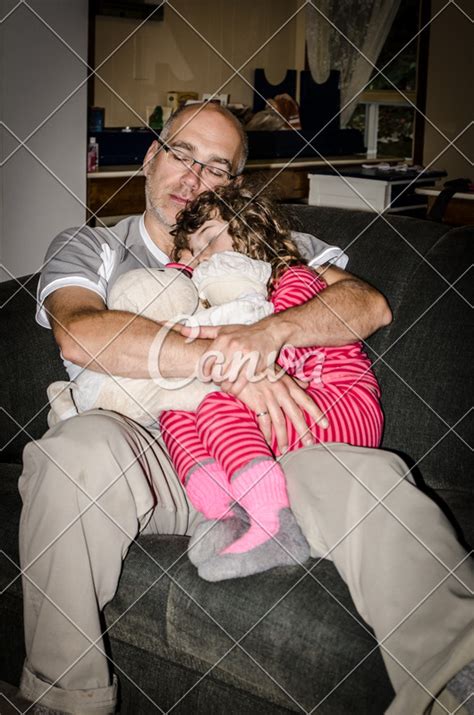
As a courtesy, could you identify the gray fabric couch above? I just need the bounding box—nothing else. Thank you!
[0,206,472,714]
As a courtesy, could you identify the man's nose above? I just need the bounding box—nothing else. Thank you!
[180,161,203,190]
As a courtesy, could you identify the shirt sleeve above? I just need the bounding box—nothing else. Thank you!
[36,226,118,329]
[271,265,327,314]
[291,231,349,270]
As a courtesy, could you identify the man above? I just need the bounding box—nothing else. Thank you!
[19,103,473,715]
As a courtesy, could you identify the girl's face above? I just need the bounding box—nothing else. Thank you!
[188,216,234,264]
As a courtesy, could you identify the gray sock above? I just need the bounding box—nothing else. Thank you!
[198,508,310,582]
[187,505,249,567]
[447,660,474,714]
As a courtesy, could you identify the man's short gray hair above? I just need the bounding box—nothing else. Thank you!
[160,102,248,176]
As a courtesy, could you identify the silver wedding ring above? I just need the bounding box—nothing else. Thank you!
[256,411,269,418]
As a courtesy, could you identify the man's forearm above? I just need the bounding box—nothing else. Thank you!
[60,309,207,379]
[267,277,392,348]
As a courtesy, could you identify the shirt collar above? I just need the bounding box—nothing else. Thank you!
[139,213,171,264]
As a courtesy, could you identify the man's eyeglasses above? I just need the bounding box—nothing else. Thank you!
[160,142,237,185]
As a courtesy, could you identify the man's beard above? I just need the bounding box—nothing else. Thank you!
[145,177,175,228]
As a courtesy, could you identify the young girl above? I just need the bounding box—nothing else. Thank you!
[160,183,383,581]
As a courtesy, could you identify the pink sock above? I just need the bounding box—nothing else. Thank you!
[185,461,232,520]
[223,459,290,555]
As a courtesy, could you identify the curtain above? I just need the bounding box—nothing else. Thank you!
[306,0,401,126]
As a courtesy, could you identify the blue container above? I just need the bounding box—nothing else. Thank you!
[88,107,105,133]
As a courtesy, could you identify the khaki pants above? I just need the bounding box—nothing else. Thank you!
[18,410,473,714]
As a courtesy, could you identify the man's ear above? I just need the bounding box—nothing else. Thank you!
[232,174,244,188]
[143,140,160,175]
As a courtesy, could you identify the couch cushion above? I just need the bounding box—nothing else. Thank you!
[374,227,474,546]
[284,206,448,332]
[0,275,67,463]
[375,227,473,491]
[105,536,393,713]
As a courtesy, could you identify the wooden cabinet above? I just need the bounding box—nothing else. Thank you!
[87,173,145,224]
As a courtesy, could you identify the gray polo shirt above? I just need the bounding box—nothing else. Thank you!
[36,213,348,329]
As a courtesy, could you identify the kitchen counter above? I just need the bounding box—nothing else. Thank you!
[87,156,405,223]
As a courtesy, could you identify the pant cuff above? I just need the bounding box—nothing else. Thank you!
[20,665,117,714]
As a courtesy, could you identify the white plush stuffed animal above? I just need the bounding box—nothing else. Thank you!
[47,252,274,428]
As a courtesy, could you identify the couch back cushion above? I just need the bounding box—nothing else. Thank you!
[0,274,67,462]
[374,226,473,491]
[284,207,472,491]
[285,205,448,340]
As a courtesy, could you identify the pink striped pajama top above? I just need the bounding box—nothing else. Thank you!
[160,264,383,483]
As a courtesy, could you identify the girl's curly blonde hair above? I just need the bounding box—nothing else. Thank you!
[172,181,305,285]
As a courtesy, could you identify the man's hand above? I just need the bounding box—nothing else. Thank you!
[181,319,284,393]
[221,373,328,454]
[180,322,328,451]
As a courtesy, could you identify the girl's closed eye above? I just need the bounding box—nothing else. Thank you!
[189,220,234,263]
